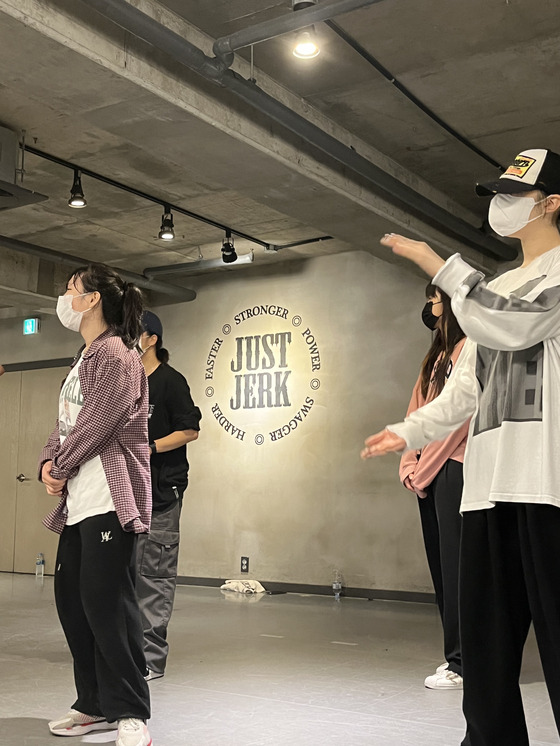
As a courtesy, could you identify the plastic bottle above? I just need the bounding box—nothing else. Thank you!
[35,552,45,578]
[332,568,342,601]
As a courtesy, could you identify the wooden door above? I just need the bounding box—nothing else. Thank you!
[2,367,67,574]
[0,371,21,571]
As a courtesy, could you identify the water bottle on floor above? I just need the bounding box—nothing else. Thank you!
[332,568,342,601]
[35,552,44,578]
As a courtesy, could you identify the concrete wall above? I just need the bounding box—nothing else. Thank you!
[0,312,79,362]
[155,251,431,593]
[0,251,433,593]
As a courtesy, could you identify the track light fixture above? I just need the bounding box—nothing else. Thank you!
[158,207,175,240]
[68,169,86,208]
[292,0,320,59]
[292,0,317,11]
[221,229,237,263]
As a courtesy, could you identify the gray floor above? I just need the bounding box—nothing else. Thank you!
[0,573,558,746]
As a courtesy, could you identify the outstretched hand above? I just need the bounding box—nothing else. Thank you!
[361,429,407,459]
[380,234,445,278]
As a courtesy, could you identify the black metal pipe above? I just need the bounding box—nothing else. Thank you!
[75,0,226,79]
[212,0,383,66]
[82,0,515,261]
[325,20,504,172]
[223,72,514,260]
[271,235,333,251]
[0,234,196,301]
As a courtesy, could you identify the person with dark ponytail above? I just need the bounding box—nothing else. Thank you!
[39,263,153,746]
[399,284,469,690]
[136,311,201,681]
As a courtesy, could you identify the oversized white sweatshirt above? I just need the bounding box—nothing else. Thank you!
[388,245,560,512]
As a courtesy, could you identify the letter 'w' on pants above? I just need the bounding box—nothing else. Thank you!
[54,512,150,722]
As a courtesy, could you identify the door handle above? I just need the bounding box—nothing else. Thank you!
[16,473,30,483]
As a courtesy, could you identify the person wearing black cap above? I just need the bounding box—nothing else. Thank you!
[136,310,201,681]
[361,148,560,746]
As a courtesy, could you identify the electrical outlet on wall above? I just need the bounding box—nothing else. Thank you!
[241,556,249,573]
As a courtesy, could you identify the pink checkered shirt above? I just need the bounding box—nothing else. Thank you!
[39,329,152,534]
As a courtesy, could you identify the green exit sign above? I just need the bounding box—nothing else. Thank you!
[23,318,40,335]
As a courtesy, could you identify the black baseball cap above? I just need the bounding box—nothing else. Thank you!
[142,310,163,342]
[476,148,560,197]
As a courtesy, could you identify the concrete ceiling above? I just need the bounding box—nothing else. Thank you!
[0,0,559,314]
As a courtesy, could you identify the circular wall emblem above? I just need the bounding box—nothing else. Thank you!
[203,304,322,445]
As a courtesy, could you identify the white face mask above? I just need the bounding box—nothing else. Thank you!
[56,292,92,332]
[488,193,548,237]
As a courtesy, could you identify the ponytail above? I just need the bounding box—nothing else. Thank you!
[69,264,144,349]
[155,338,170,364]
[120,282,144,348]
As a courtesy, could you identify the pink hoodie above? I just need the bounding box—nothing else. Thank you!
[399,338,469,498]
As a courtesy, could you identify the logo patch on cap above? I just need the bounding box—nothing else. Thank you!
[504,155,536,180]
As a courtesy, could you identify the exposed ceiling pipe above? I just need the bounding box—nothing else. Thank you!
[82,0,516,261]
[212,0,382,67]
[324,19,504,172]
[0,234,196,301]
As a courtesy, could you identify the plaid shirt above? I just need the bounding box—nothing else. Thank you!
[39,329,152,534]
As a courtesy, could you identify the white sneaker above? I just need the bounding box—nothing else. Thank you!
[435,662,449,674]
[48,709,116,736]
[116,718,152,746]
[424,669,463,690]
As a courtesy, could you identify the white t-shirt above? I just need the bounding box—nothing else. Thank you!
[389,245,560,512]
[59,357,115,524]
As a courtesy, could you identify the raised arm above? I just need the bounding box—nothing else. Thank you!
[435,254,560,351]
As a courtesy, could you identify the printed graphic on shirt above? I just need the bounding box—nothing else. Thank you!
[430,359,454,388]
[473,342,543,436]
[504,155,536,180]
[472,276,548,436]
[59,362,84,441]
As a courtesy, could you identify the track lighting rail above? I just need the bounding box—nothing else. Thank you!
[22,144,331,254]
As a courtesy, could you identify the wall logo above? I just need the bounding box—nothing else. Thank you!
[203,304,321,445]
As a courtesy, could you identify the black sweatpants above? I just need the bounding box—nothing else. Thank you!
[54,511,151,723]
[460,502,560,746]
[418,458,463,675]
